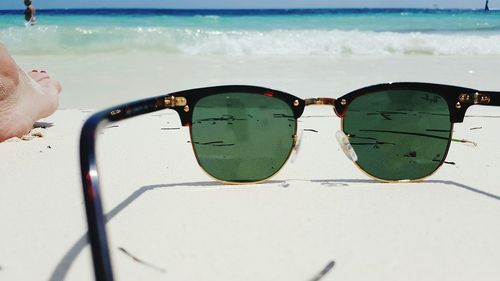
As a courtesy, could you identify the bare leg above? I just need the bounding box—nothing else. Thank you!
[30,5,36,22]
[0,43,61,142]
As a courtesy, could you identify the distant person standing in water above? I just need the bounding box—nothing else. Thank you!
[24,0,36,24]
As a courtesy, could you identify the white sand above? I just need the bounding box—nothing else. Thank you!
[1,54,500,281]
[14,54,500,108]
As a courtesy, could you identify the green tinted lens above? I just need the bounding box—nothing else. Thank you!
[191,92,296,182]
[343,90,452,181]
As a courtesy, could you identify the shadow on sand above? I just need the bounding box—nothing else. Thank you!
[49,178,500,281]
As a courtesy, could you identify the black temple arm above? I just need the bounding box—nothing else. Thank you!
[480,91,500,106]
[79,95,171,281]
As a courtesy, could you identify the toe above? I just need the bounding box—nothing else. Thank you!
[28,70,50,83]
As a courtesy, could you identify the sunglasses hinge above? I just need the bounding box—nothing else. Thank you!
[459,92,491,105]
[164,96,188,108]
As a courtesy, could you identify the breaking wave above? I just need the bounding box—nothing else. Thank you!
[2,25,500,56]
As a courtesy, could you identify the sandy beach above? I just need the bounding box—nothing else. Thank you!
[1,52,500,281]
[13,54,500,109]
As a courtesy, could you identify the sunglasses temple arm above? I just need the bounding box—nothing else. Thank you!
[79,95,172,281]
[80,110,114,281]
[475,91,500,106]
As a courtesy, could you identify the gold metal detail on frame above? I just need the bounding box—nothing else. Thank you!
[473,92,491,105]
[455,102,462,109]
[164,96,187,108]
[184,105,190,112]
[459,93,471,103]
[293,100,300,107]
[110,109,121,116]
[480,95,491,104]
[164,97,174,107]
[341,99,347,106]
[474,92,480,104]
[293,133,299,147]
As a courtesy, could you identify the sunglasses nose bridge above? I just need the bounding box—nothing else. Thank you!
[304,97,344,117]
[304,97,336,107]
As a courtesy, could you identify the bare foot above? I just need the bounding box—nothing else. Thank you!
[0,45,61,142]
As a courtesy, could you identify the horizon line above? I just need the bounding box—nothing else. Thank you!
[0,7,491,11]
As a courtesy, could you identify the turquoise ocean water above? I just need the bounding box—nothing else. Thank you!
[1,9,500,56]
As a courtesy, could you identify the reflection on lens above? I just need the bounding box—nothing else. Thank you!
[343,90,452,181]
[191,92,296,182]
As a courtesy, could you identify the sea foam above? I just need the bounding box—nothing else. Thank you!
[2,25,500,56]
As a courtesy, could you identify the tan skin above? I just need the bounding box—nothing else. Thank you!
[28,5,36,22]
[0,43,61,141]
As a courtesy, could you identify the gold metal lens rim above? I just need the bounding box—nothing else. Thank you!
[339,118,455,183]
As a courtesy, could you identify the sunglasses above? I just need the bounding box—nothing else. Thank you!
[79,82,499,280]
